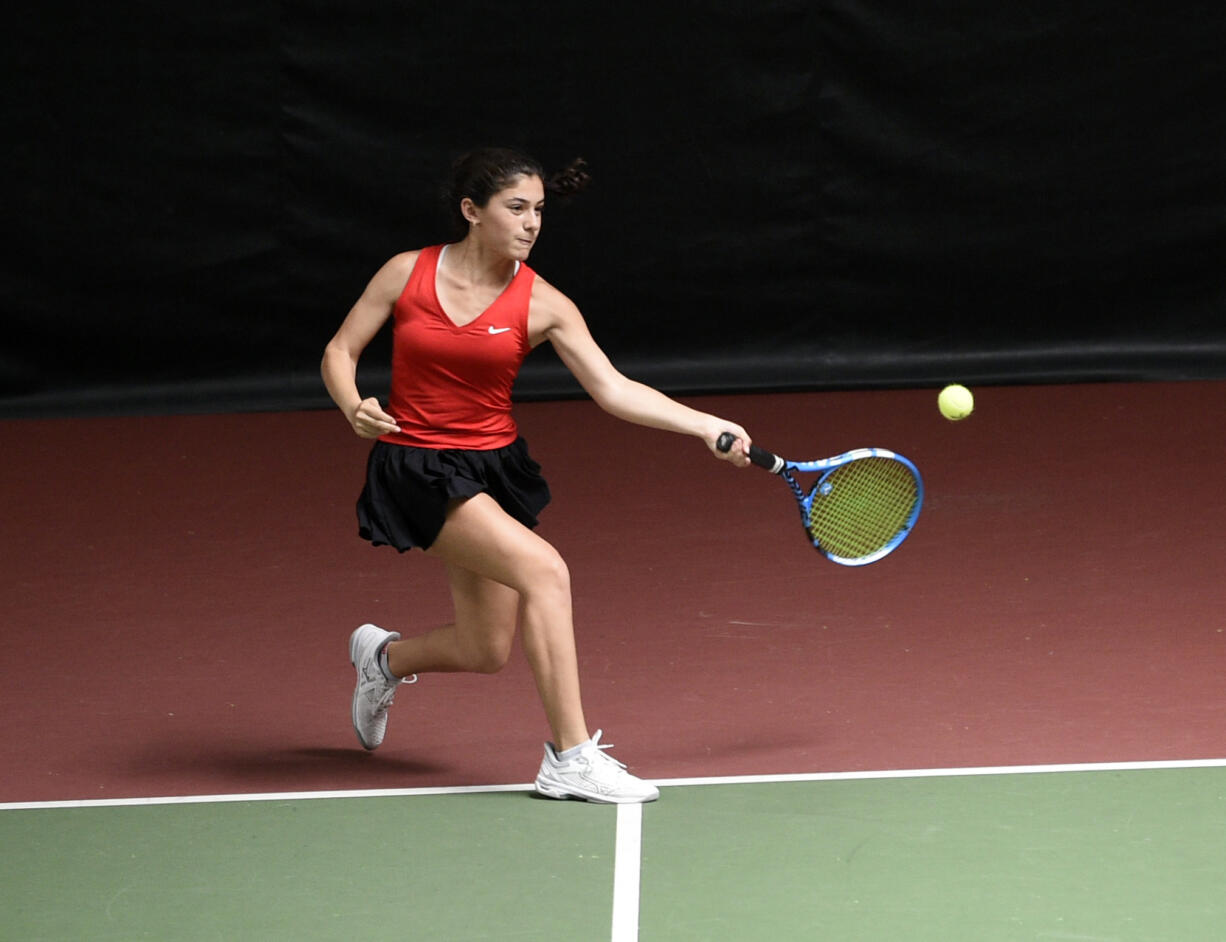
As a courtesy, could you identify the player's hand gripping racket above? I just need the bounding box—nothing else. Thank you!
[717,433,923,566]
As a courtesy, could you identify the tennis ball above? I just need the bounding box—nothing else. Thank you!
[938,384,974,421]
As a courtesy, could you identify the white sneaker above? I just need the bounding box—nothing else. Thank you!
[348,624,415,750]
[535,730,660,804]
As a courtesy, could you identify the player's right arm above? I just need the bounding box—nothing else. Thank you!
[321,252,417,438]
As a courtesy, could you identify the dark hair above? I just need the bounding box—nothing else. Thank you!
[443,147,591,235]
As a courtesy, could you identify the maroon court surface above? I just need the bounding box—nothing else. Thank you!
[2,381,1224,803]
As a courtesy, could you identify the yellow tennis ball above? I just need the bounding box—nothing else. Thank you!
[938,384,974,421]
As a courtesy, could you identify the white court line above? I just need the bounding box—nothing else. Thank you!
[0,783,534,812]
[611,803,643,942]
[650,755,1226,789]
[4,756,1226,811]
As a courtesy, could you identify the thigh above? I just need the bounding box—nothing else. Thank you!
[426,493,564,593]
[444,560,520,637]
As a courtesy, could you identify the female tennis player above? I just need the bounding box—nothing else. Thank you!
[321,147,752,803]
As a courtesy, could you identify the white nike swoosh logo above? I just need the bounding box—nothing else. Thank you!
[487,326,511,334]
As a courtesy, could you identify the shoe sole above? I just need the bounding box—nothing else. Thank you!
[534,775,659,805]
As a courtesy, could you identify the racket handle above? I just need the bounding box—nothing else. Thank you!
[716,432,782,472]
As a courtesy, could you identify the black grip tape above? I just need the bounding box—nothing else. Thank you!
[717,432,780,471]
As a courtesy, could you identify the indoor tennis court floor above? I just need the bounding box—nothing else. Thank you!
[3,381,1225,939]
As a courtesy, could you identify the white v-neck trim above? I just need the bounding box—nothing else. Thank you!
[437,244,519,278]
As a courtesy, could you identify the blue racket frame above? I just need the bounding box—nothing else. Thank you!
[718,435,924,566]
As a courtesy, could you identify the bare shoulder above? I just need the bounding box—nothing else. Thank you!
[529,273,574,309]
[379,249,423,284]
[528,274,583,339]
[365,249,423,304]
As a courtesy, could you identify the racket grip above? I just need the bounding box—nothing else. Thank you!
[716,433,781,472]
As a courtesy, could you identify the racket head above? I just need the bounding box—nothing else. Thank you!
[789,449,923,565]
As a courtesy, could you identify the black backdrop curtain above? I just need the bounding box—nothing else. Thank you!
[4,1,1223,417]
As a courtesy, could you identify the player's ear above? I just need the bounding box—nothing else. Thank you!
[460,197,481,227]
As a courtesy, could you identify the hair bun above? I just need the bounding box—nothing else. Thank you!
[547,158,591,198]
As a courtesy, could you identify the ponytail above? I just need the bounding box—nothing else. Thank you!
[443,148,590,235]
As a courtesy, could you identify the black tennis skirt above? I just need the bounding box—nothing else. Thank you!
[356,437,551,552]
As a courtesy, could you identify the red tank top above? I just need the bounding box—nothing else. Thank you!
[380,244,535,450]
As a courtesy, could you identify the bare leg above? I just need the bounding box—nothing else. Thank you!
[384,565,519,675]
[382,494,590,751]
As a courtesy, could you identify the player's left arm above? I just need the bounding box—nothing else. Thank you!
[529,279,750,463]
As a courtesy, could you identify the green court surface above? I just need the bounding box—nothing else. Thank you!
[3,765,1225,941]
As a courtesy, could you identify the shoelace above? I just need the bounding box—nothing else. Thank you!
[366,670,417,710]
[372,684,398,711]
[587,730,627,772]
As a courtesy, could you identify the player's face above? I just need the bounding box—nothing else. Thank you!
[471,174,545,260]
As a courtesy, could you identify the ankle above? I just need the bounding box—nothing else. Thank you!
[377,641,401,683]
[556,737,593,760]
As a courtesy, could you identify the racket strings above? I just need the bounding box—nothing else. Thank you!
[806,458,919,561]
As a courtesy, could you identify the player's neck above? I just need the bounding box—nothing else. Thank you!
[446,238,517,290]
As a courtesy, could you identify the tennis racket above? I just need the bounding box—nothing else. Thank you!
[717,432,923,566]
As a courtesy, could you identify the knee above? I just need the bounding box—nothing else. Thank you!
[468,631,514,674]
[528,547,571,600]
